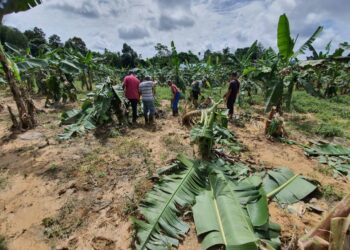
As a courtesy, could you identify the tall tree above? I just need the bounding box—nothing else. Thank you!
[0,25,28,49]
[120,43,138,68]
[24,27,47,56]
[48,34,63,49]
[65,37,87,54]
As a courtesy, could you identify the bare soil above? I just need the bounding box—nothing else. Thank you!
[0,93,349,250]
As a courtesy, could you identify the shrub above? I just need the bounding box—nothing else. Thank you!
[316,124,344,138]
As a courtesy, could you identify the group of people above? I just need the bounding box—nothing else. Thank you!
[122,70,240,127]
[122,70,181,127]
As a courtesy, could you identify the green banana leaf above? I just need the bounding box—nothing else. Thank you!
[59,60,82,75]
[193,172,258,250]
[16,58,49,72]
[265,80,283,112]
[294,26,323,57]
[0,0,42,20]
[263,168,317,204]
[133,154,204,250]
[305,143,350,157]
[305,143,350,180]
[277,14,294,61]
[234,176,269,228]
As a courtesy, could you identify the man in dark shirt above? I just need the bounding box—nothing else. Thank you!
[224,72,240,121]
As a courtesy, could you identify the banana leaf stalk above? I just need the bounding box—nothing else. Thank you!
[195,100,223,159]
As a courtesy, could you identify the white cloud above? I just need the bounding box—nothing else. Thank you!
[2,0,350,58]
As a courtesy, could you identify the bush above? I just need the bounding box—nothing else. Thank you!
[316,124,344,138]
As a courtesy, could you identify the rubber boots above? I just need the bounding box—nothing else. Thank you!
[149,115,156,131]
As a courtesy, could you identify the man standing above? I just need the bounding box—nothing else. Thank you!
[123,70,140,124]
[224,72,240,121]
[191,80,202,108]
[139,76,156,127]
[167,80,181,116]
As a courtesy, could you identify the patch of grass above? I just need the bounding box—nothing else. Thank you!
[116,138,149,159]
[161,134,192,154]
[121,178,153,217]
[315,123,344,138]
[290,91,350,138]
[321,184,344,202]
[317,165,333,177]
[155,86,172,101]
[42,199,84,239]
[0,235,7,250]
[0,172,8,190]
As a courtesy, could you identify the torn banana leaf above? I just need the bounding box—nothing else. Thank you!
[305,143,350,180]
[305,143,350,157]
[207,159,250,181]
[263,168,317,204]
[133,154,204,250]
[193,172,258,250]
[234,176,269,228]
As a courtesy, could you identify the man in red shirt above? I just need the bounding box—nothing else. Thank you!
[123,70,140,124]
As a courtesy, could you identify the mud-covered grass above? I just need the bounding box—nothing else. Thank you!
[0,235,7,250]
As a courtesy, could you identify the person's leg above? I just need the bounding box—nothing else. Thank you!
[149,100,156,124]
[131,99,138,123]
[142,100,149,125]
[173,92,180,116]
[227,98,234,120]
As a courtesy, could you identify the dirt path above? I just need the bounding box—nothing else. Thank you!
[0,94,349,250]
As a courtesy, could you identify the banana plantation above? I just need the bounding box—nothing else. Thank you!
[0,1,349,250]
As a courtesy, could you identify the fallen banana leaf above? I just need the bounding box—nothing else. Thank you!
[263,168,317,204]
[305,143,350,156]
[305,143,350,180]
[133,154,204,250]
[193,172,258,250]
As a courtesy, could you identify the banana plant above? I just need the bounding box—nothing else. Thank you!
[0,0,43,130]
[265,14,323,112]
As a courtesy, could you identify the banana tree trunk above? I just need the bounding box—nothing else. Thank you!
[81,71,88,90]
[0,51,36,130]
[87,68,93,91]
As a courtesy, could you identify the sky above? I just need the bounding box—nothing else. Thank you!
[3,0,350,58]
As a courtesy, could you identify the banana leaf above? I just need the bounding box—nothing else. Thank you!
[0,0,42,19]
[305,143,350,180]
[59,60,81,75]
[234,176,269,228]
[133,154,204,250]
[193,172,258,250]
[265,80,283,112]
[16,58,49,71]
[263,168,317,204]
[305,143,350,157]
[277,14,294,61]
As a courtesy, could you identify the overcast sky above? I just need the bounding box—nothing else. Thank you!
[3,0,350,58]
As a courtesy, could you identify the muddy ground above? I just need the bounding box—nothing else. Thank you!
[0,92,349,250]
